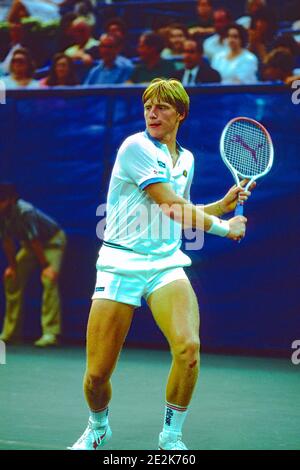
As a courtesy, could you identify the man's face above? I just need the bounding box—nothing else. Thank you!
[169,28,186,53]
[71,22,90,46]
[183,40,201,69]
[197,0,212,18]
[214,10,230,35]
[249,0,264,15]
[138,36,156,62]
[144,100,183,141]
[99,36,118,62]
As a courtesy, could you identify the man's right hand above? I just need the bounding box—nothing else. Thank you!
[227,216,247,241]
[3,266,17,282]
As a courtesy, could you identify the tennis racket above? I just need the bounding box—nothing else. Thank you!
[220,117,274,216]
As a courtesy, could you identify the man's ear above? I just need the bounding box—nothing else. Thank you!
[178,112,186,123]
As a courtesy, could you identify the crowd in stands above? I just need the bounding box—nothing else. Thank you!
[0,0,299,88]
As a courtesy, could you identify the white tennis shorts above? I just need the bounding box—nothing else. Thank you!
[92,244,192,307]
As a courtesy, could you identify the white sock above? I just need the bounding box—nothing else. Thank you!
[89,406,109,427]
[163,402,188,435]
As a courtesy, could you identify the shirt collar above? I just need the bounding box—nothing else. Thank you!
[144,129,184,155]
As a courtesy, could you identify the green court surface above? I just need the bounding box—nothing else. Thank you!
[0,345,299,450]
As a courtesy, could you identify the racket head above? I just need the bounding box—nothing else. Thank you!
[220,117,274,187]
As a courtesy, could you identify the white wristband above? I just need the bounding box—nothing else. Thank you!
[207,215,229,237]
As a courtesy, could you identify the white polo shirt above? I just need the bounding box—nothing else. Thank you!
[102,130,194,256]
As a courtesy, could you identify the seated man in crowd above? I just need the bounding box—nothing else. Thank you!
[203,8,231,62]
[161,23,188,70]
[175,36,221,85]
[84,33,133,85]
[64,17,97,67]
[128,32,176,84]
[248,7,278,63]
[262,48,295,83]
[0,183,67,347]
[188,0,215,37]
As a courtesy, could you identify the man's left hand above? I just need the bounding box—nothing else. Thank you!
[220,179,256,214]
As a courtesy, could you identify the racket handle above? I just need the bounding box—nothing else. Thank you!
[234,202,244,217]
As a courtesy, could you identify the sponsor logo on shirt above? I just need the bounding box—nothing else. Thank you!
[157,160,166,169]
[183,170,188,177]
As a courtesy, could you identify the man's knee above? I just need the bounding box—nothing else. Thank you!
[171,338,200,366]
[84,370,111,390]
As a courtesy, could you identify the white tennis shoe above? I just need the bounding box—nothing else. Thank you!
[68,419,112,450]
[158,431,188,450]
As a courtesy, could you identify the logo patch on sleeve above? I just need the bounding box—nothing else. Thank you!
[183,170,188,177]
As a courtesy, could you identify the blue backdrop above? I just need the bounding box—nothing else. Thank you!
[0,84,299,355]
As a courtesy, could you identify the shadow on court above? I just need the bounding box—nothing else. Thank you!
[0,345,299,450]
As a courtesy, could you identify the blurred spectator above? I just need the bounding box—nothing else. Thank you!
[129,32,176,84]
[203,8,231,62]
[7,0,29,23]
[212,24,258,84]
[0,23,27,76]
[292,20,300,44]
[64,17,98,67]
[272,34,300,71]
[103,17,136,58]
[237,0,267,30]
[87,30,133,70]
[57,12,78,52]
[161,23,188,70]
[262,49,295,83]
[8,0,61,23]
[248,7,278,62]
[85,34,133,85]
[40,53,79,86]
[2,47,39,88]
[188,0,215,37]
[175,36,220,84]
[60,0,96,23]
[0,182,66,347]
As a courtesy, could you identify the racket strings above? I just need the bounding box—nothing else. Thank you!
[224,121,271,177]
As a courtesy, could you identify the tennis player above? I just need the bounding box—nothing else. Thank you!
[69,78,253,450]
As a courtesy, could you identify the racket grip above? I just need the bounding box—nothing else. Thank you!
[234,202,244,217]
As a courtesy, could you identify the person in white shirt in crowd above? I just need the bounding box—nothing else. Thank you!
[203,8,231,63]
[2,47,39,89]
[212,24,258,84]
[237,0,266,30]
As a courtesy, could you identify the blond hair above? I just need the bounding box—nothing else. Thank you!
[142,78,190,122]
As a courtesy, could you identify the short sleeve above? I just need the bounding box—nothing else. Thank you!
[20,210,40,240]
[119,138,170,190]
